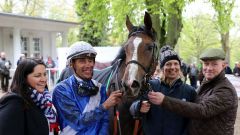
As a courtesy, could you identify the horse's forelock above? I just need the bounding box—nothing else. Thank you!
[128,26,157,41]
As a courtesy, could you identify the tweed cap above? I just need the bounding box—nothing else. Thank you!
[67,41,97,61]
[159,45,181,68]
[200,48,225,60]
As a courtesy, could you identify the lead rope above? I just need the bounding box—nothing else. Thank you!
[113,60,122,135]
[133,73,153,135]
[106,60,122,135]
[133,43,157,135]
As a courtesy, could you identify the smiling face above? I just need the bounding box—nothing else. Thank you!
[27,64,47,93]
[202,59,226,81]
[162,60,181,82]
[72,57,95,80]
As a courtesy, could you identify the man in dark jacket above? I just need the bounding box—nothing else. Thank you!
[147,48,238,135]
[0,52,12,92]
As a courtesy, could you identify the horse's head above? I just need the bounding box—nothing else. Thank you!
[121,12,158,98]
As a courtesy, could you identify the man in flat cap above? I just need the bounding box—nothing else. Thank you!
[145,48,238,135]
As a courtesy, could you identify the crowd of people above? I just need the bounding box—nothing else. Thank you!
[0,41,239,135]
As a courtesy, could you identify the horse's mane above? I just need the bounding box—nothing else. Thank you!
[111,46,126,65]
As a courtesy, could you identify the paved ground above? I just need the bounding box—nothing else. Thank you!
[235,101,240,135]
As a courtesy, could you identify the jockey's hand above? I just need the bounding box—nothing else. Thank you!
[148,91,165,105]
[140,101,151,113]
[102,90,122,109]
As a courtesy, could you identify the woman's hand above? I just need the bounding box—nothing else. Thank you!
[140,101,151,113]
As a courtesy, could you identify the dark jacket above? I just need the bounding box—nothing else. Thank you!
[130,79,196,135]
[162,71,238,135]
[0,58,11,76]
[0,92,49,135]
[225,66,232,74]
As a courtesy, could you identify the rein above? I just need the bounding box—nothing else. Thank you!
[127,30,157,135]
[105,60,122,135]
[108,29,158,135]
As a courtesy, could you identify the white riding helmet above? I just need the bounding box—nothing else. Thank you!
[67,41,97,62]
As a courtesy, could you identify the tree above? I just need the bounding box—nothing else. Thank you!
[210,0,235,63]
[21,0,45,16]
[74,0,188,48]
[0,0,13,12]
[178,14,220,64]
[0,0,45,15]
[75,0,110,46]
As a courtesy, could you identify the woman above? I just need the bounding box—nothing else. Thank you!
[130,46,196,135]
[0,58,58,135]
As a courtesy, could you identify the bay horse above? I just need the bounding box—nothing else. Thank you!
[93,12,158,135]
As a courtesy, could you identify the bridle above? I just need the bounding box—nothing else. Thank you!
[109,29,158,135]
[126,29,158,81]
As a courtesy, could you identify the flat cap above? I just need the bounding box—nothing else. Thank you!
[200,48,225,60]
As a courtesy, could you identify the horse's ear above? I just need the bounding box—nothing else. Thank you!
[144,12,152,30]
[126,15,133,31]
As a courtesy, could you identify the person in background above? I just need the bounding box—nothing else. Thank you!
[188,63,199,88]
[152,63,161,79]
[0,52,12,92]
[224,61,232,74]
[57,61,74,83]
[147,48,238,135]
[130,45,196,135]
[180,60,189,83]
[52,41,122,135]
[233,62,240,76]
[45,56,56,84]
[197,64,204,85]
[17,53,26,65]
[0,58,59,135]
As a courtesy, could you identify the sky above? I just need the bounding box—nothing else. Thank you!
[183,0,240,37]
[183,0,240,19]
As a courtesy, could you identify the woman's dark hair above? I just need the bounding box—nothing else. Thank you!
[10,58,46,107]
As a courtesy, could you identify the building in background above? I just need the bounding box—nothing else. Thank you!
[0,12,78,68]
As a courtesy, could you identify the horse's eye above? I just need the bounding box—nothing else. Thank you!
[147,45,154,51]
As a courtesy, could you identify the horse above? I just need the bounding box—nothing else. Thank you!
[93,12,158,135]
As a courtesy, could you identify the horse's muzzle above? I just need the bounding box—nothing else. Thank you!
[122,80,141,97]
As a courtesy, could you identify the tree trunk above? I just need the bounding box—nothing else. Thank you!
[166,2,183,48]
[145,0,166,48]
[221,32,230,63]
[151,14,166,48]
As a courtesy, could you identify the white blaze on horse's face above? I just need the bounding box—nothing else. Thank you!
[128,37,142,86]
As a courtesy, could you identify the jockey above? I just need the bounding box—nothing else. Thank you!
[52,41,122,135]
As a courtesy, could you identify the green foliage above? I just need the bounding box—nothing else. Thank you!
[109,0,145,44]
[0,0,13,13]
[68,28,79,45]
[75,0,110,46]
[210,0,235,33]
[21,0,45,16]
[178,14,220,64]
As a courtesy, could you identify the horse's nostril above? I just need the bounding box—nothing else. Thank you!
[131,80,140,89]
[122,81,127,89]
